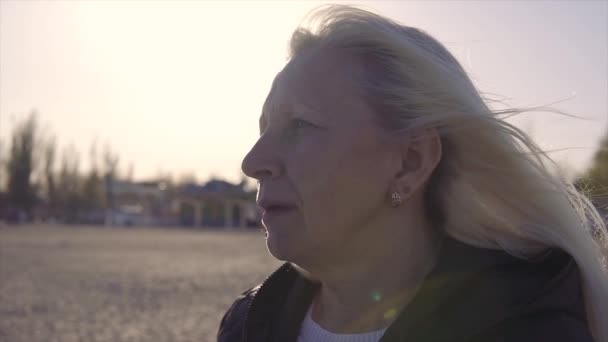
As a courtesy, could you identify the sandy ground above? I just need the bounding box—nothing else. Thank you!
[0,225,281,342]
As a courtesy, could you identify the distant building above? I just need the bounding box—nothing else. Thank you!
[108,180,175,226]
[176,179,259,228]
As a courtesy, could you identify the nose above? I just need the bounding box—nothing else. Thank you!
[241,135,282,181]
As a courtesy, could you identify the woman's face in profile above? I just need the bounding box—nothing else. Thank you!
[242,48,397,267]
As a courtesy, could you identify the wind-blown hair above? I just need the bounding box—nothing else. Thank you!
[288,5,608,341]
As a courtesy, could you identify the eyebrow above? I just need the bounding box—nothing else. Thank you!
[259,100,332,132]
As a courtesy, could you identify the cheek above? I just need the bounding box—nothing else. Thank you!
[285,130,389,226]
[286,137,338,195]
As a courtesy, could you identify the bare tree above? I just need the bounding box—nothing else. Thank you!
[81,140,104,217]
[102,144,120,224]
[42,134,57,219]
[576,132,608,220]
[125,162,134,182]
[0,137,5,192]
[56,144,82,223]
[577,135,608,192]
[6,111,38,219]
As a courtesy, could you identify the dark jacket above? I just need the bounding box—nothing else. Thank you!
[217,237,594,342]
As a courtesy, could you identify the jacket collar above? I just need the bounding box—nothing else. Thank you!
[244,237,584,342]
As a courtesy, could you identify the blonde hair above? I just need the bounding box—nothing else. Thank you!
[288,5,608,341]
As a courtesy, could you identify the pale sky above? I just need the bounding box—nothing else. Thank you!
[1,0,606,183]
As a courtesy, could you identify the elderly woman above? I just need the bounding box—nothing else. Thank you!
[218,5,608,342]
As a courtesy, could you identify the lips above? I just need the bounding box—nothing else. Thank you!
[257,199,296,211]
[263,203,293,210]
[262,207,295,223]
[257,200,297,223]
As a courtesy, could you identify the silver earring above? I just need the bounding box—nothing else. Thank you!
[391,192,402,207]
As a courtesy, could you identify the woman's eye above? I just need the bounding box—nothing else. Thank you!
[291,118,315,130]
[284,118,318,141]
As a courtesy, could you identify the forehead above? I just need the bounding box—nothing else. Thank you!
[263,48,367,118]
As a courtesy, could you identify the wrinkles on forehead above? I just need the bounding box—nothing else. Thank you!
[260,47,373,131]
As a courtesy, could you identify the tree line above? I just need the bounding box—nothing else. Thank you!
[576,133,608,216]
[0,111,174,223]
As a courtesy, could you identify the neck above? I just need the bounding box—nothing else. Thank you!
[304,200,442,334]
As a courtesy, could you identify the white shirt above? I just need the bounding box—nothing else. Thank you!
[297,304,388,342]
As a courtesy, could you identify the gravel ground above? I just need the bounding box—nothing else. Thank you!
[0,225,281,342]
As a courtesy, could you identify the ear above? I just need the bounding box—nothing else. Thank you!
[393,128,442,195]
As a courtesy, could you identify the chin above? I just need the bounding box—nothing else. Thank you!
[265,228,307,263]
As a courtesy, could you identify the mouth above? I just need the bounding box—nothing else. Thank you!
[261,205,297,222]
